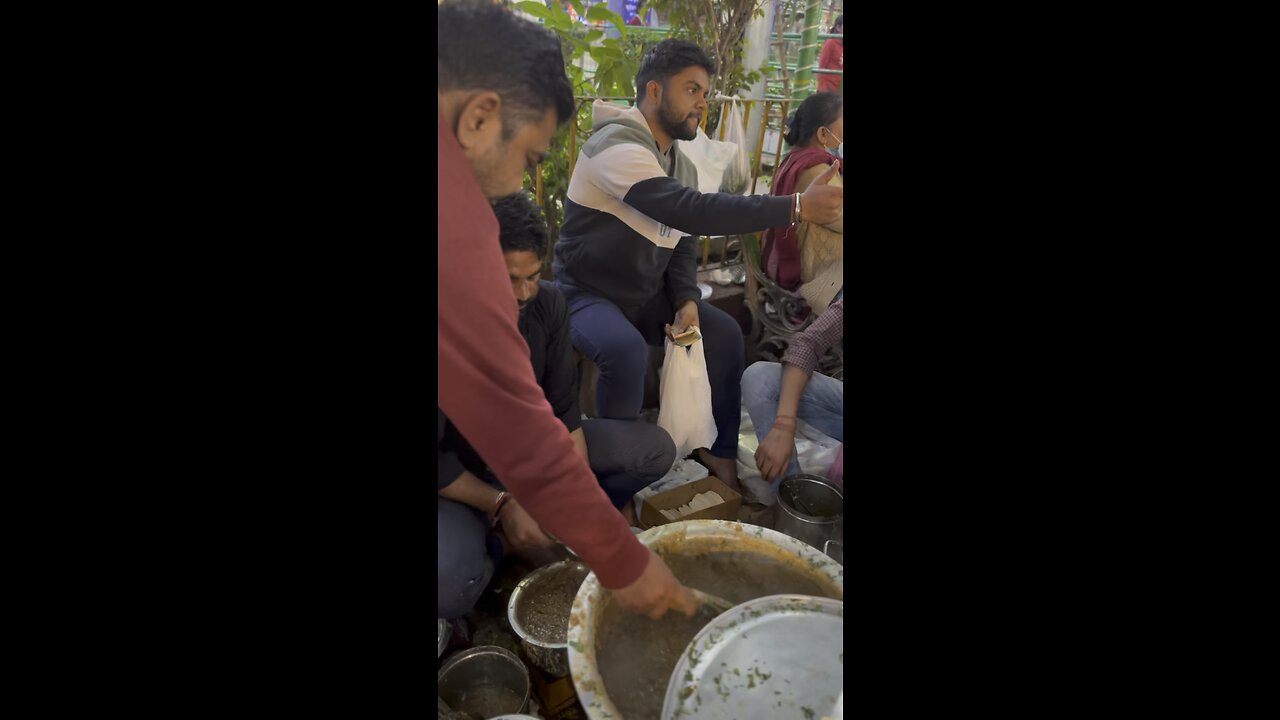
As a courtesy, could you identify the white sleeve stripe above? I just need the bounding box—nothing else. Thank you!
[585,143,669,199]
[566,146,690,249]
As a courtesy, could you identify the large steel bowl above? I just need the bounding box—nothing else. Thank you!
[565,520,844,720]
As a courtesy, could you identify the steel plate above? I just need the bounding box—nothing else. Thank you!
[662,594,843,720]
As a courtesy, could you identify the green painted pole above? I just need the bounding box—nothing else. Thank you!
[793,0,821,97]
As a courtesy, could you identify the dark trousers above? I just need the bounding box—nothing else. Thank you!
[582,417,677,506]
[437,498,494,620]
[560,284,743,459]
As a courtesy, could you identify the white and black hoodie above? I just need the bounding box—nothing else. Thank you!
[553,102,792,312]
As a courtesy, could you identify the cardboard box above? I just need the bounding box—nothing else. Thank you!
[637,475,742,529]
[633,457,709,510]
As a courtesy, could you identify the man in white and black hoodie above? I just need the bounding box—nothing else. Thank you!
[553,39,843,485]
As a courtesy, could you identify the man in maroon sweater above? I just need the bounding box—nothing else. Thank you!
[437,2,694,620]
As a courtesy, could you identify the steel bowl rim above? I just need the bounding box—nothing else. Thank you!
[507,559,588,651]
[436,644,531,712]
[778,473,844,523]
[437,618,450,658]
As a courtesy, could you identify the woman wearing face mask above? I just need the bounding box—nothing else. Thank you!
[762,92,844,315]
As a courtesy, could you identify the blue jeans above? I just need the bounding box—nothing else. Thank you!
[741,361,844,484]
[560,284,744,459]
[437,498,496,619]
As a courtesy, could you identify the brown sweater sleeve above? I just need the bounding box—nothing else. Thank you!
[437,118,648,589]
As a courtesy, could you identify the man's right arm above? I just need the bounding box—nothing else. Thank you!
[795,163,844,234]
[437,185,649,591]
[439,293,692,615]
[438,267,647,590]
[438,117,693,617]
[585,144,843,236]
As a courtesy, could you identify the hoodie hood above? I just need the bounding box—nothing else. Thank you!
[591,100,654,137]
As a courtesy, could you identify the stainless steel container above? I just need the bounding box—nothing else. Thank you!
[774,474,844,550]
[437,645,530,717]
[567,520,844,720]
[508,560,589,677]
[437,619,450,659]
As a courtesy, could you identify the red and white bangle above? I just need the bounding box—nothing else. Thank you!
[489,491,511,528]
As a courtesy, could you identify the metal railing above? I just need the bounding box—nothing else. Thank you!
[597,24,843,96]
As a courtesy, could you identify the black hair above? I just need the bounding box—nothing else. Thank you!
[783,92,843,147]
[438,1,575,137]
[492,192,548,260]
[830,14,843,33]
[634,39,716,105]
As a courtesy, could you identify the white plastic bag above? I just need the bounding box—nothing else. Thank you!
[657,338,718,458]
[718,100,751,195]
[680,127,737,194]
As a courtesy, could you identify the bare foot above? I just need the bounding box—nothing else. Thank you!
[695,449,741,492]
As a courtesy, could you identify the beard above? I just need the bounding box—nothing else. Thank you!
[658,98,699,141]
[470,140,516,200]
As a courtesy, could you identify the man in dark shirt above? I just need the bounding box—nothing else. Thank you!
[439,194,677,615]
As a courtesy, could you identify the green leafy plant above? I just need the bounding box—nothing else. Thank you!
[514,1,646,260]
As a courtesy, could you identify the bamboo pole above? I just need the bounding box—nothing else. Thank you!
[794,0,821,97]
[774,100,790,171]
[749,100,768,196]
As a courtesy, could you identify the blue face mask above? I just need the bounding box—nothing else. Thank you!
[822,127,843,160]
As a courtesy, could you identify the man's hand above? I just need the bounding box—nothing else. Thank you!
[754,418,797,484]
[799,162,843,226]
[610,549,697,619]
[498,498,554,551]
[665,300,700,341]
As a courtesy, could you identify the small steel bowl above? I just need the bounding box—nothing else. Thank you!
[437,645,530,717]
[507,560,589,677]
